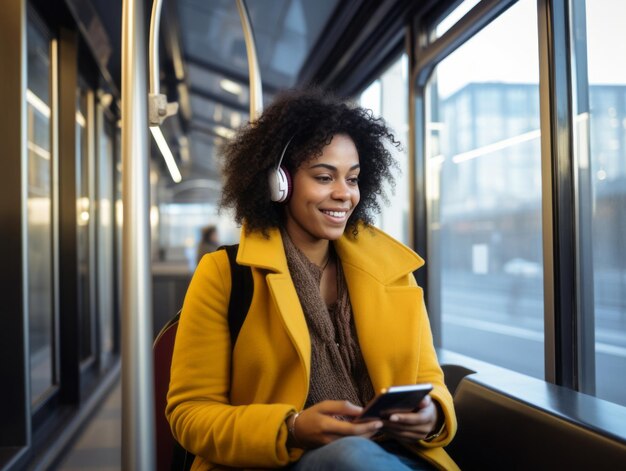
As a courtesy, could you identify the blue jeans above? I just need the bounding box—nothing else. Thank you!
[287,437,435,471]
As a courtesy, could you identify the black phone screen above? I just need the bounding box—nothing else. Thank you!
[355,383,433,421]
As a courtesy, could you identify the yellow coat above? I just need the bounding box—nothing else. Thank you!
[166,225,459,470]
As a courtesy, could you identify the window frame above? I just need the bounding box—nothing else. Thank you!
[27,3,63,426]
[411,0,596,392]
[0,0,31,461]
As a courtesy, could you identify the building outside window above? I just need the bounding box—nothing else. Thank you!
[360,54,410,245]
[425,0,545,379]
[421,0,626,408]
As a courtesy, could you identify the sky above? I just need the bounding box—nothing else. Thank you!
[436,0,626,99]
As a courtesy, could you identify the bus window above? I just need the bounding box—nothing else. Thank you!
[360,54,410,245]
[26,13,57,407]
[425,0,544,379]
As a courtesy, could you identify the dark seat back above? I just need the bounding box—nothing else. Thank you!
[446,374,626,470]
[151,246,250,470]
[153,312,181,471]
[441,363,475,396]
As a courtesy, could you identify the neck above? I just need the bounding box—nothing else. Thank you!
[283,227,331,268]
[298,240,331,269]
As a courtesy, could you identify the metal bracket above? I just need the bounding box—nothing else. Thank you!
[148,93,179,126]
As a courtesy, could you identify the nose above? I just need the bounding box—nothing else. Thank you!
[331,180,352,201]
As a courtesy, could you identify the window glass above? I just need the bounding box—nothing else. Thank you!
[425,0,544,378]
[574,0,626,406]
[115,127,123,339]
[359,54,410,245]
[27,15,56,405]
[158,202,219,269]
[98,112,115,357]
[76,86,94,362]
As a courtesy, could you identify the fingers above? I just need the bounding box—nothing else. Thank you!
[418,394,432,409]
[381,397,437,440]
[337,418,383,436]
[314,401,383,436]
[296,401,383,448]
[315,400,363,418]
[316,410,382,437]
[384,416,432,434]
[384,412,433,439]
[308,418,383,446]
[388,395,435,425]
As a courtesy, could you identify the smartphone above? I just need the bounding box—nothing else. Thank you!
[354,383,433,422]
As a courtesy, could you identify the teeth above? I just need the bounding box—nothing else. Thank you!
[323,210,347,218]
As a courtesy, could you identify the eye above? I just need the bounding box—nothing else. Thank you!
[347,176,359,186]
[315,175,332,183]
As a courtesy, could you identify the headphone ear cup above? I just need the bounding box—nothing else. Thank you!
[269,166,292,202]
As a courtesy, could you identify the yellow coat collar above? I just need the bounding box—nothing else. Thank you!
[236,223,427,395]
[236,223,424,284]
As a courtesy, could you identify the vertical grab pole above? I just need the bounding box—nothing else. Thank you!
[121,0,155,469]
[236,0,263,120]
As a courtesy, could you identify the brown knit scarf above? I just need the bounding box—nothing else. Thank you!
[281,230,375,409]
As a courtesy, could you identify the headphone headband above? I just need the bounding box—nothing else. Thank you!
[268,135,295,203]
[275,135,294,170]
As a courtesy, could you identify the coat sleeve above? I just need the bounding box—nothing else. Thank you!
[165,251,298,468]
[408,273,458,448]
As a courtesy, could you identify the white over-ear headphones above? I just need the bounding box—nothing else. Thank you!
[268,136,294,203]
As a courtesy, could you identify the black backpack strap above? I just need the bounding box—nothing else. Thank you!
[221,244,253,347]
[170,440,193,471]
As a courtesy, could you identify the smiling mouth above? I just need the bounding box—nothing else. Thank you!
[321,209,349,218]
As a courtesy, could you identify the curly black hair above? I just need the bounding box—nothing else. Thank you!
[220,87,400,234]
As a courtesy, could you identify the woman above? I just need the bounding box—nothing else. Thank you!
[196,225,219,264]
[166,89,458,470]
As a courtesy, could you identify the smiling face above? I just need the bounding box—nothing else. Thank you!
[284,134,361,247]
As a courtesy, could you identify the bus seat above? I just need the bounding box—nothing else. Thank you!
[445,374,626,470]
[153,311,183,471]
[441,363,476,395]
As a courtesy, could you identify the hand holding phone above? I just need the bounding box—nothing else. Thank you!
[354,383,433,422]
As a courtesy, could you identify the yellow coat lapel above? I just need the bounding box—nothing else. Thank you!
[237,224,426,393]
[237,227,312,382]
[335,226,426,391]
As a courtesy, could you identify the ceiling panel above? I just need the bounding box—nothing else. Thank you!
[187,62,251,107]
[178,0,251,79]
[178,0,340,90]
[162,0,340,201]
[190,95,245,133]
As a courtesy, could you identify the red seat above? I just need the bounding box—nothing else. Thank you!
[153,312,181,471]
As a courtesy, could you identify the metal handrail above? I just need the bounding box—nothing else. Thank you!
[148,0,181,183]
[236,0,263,121]
[149,0,163,95]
